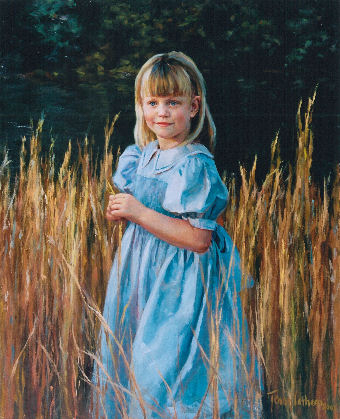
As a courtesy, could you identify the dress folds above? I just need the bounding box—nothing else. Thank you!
[91,140,262,418]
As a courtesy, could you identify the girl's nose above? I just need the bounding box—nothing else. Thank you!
[157,103,170,117]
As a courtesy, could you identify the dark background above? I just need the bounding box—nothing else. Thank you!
[0,0,339,185]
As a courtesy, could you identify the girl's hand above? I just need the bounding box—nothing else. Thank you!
[107,194,212,253]
[106,195,122,221]
[106,193,146,223]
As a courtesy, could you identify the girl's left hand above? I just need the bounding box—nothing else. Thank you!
[107,193,146,223]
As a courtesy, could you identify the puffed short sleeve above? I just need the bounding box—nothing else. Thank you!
[162,154,228,231]
[113,145,142,194]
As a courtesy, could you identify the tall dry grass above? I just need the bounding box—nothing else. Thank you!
[225,92,339,418]
[0,117,120,418]
[0,93,338,418]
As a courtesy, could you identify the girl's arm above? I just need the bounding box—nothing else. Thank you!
[107,193,212,253]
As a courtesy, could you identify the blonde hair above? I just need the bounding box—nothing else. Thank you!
[134,51,216,152]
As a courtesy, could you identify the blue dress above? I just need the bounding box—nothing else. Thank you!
[92,140,262,418]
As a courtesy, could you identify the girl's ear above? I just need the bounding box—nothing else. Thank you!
[190,96,201,118]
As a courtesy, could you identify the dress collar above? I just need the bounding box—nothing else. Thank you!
[142,140,213,173]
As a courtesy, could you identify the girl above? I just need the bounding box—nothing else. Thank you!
[91,52,262,418]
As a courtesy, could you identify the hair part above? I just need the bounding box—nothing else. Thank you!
[134,51,216,152]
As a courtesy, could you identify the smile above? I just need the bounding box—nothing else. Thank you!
[156,122,172,126]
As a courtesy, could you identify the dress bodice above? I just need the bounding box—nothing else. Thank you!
[113,140,229,231]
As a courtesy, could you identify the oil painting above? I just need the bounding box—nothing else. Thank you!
[0,1,339,418]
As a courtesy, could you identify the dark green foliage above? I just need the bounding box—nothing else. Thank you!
[29,0,81,63]
[0,0,338,183]
[1,0,337,91]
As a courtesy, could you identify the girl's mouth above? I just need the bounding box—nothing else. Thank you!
[156,122,172,126]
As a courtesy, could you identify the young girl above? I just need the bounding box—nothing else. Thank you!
[92,52,262,418]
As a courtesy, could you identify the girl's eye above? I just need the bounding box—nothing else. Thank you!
[169,100,178,106]
[148,101,157,106]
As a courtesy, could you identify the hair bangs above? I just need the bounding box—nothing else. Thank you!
[140,64,193,100]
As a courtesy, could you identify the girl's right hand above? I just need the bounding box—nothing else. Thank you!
[106,195,123,221]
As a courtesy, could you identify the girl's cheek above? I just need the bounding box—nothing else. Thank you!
[145,118,154,131]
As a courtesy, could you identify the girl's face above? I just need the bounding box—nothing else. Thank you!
[142,95,200,149]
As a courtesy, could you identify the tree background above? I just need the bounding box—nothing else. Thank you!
[0,0,339,183]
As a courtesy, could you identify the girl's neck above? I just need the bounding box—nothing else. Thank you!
[157,138,186,150]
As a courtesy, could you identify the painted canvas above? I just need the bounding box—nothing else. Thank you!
[0,1,339,418]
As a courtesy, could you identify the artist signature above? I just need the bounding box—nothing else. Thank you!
[268,390,335,412]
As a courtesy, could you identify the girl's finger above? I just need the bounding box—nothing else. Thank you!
[110,197,120,203]
[105,211,114,220]
[108,200,120,208]
[106,213,122,221]
[109,204,121,211]
[114,193,128,199]
[106,207,121,217]
[110,199,124,208]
